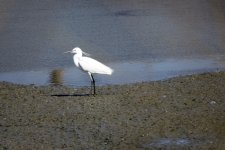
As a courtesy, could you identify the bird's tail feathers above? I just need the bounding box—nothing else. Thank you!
[104,66,113,75]
[108,68,114,75]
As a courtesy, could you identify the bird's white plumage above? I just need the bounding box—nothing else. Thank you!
[75,56,113,75]
[70,47,113,75]
[65,47,113,95]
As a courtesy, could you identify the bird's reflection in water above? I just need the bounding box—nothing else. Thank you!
[49,69,63,85]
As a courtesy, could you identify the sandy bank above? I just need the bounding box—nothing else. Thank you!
[1,71,225,149]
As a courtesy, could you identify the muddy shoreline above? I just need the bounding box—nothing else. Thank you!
[1,71,225,149]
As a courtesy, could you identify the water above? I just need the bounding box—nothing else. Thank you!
[1,57,225,86]
[0,0,225,86]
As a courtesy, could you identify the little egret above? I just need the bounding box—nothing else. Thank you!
[65,47,113,95]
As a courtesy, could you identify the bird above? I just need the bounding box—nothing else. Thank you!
[64,47,113,95]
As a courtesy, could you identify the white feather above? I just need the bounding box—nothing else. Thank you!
[78,57,113,75]
[66,47,113,95]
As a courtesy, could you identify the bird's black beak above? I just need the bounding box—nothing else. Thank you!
[64,51,72,53]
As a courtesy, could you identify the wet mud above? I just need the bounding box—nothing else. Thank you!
[1,71,225,149]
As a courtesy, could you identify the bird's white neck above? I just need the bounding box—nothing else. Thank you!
[73,53,82,68]
[75,51,82,58]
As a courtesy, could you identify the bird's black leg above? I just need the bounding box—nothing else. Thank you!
[90,80,93,95]
[91,74,96,95]
[88,72,96,95]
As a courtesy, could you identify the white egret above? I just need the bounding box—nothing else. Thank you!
[65,47,113,95]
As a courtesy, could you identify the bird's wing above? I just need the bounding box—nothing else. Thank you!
[79,57,113,75]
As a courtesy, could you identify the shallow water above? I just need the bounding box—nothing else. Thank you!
[0,0,225,86]
[0,56,225,86]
